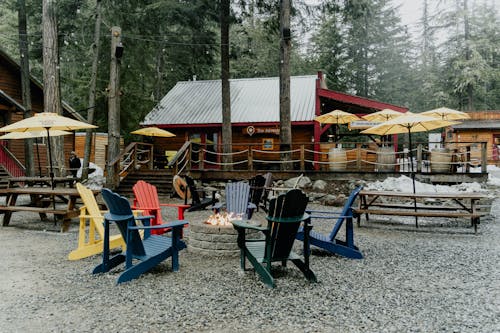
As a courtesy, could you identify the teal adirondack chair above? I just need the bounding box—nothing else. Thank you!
[213,181,257,219]
[296,186,363,259]
[93,188,188,284]
[232,189,316,288]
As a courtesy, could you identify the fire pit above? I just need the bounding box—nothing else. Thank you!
[187,212,261,257]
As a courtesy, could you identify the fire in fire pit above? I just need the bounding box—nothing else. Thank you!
[205,211,243,226]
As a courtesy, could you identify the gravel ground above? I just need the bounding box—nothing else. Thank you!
[0,191,499,333]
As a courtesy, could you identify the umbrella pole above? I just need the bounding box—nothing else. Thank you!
[35,137,42,177]
[408,128,418,228]
[45,128,55,190]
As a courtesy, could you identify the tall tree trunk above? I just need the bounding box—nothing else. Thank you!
[154,37,165,102]
[82,0,102,180]
[42,0,64,176]
[106,27,122,188]
[279,0,292,171]
[221,0,232,170]
[464,0,473,111]
[18,0,34,177]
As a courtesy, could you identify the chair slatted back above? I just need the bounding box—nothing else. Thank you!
[76,183,103,227]
[102,188,146,257]
[133,180,163,224]
[267,189,308,260]
[328,186,363,241]
[249,175,266,208]
[226,182,251,217]
[184,176,202,205]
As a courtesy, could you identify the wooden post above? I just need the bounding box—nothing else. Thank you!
[356,143,361,170]
[416,144,422,172]
[248,145,253,171]
[149,145,154,170]
[466,145,471,173]
[106,26,122,189]
[481,142,487,173]
[300,145,305,170]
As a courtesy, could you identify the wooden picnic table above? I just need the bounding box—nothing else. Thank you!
[7,176,79,188]
[354,190,488,233]
[0,187,98,232]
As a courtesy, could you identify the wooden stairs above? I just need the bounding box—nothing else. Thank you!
[116,169,175,199]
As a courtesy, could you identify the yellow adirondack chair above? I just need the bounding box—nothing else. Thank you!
[68,183,126,260]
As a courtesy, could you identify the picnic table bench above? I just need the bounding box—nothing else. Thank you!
[354,190,488,233]
[0,187,97,232]
[7,176,79,189]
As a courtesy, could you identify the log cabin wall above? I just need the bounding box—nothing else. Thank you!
[74,132,122,170]
[0,50,75,174]
[449,111,500,163]
[150,124,316,170]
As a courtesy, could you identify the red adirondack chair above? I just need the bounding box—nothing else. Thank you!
[132,180,190,235]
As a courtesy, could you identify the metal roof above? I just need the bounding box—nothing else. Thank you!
[451,120,500,130]
[142,75,317,126]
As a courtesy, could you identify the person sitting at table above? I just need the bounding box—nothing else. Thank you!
[68,151,81,178]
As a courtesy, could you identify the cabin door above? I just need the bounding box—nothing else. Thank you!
[189,132,220,169]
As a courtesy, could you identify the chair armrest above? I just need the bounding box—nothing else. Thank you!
[129,219,188,230]
[212,202,224,210]
[231,220,267,231]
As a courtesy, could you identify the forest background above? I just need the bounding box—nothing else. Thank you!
[0,0,498,143]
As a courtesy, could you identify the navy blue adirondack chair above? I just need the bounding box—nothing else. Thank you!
[93,188,188,284]
[232,189,316,288]
[213,182,257,219]
[296,186,363,259]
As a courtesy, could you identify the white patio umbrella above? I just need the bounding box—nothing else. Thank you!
[314,109,361,142]
[0,130,72,177]
[0,112,97,188]
[361,113,459,227]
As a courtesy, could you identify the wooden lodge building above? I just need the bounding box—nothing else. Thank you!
[141,72,408,171]
[447,110,500,164]
[0,48,84,177]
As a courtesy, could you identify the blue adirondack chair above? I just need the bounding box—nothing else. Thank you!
[213,181,257,219]
[296,186,363,259]
[92,188,188,284]
[232,189,316,288]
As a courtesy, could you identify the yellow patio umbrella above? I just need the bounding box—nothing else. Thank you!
[131,127,176,138]
[420,107,470,121]
[362,109,405,146]
[0,129,72,177]
[0,112,97,188]
[362,108,404,122]
[314,109,361,124]
[314,109,361,141]
[0,129,72,139]
[361,113,459,226]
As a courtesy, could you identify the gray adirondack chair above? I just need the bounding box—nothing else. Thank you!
[213,181,257,219]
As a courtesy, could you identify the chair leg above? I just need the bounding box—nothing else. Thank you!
[291,259,317,283]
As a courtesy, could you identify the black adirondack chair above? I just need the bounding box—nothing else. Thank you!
[296,186,363,259]
[93,188,188,284]
[249,174,266,212]
[184,176,218,212]
[232,189,317,288]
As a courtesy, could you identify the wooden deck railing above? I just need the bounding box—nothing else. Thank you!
[0,145,26,177]
[111,140,489,187]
